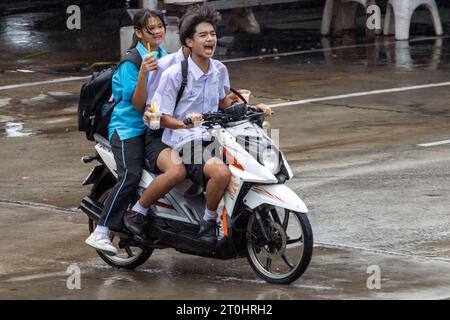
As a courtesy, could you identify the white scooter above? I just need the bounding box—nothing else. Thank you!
[80,103,313,284]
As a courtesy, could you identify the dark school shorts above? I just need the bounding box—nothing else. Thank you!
[144,130,170,174]
[178,139,222,188]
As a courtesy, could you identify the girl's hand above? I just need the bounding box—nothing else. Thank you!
[140,54,158,75]
[255,103,273,117]
[143,109,156,125]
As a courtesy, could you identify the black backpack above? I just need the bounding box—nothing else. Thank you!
[77,48,142,141]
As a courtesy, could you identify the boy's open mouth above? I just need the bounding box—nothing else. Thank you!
[204,44,215,53]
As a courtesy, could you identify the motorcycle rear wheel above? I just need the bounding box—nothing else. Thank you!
[246,207,313,284]
[88,188,153,269]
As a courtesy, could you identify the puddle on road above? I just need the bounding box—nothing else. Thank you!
[4,69,36,73]
[20,93,57,106]
[2,2,449,75]
[0,98,11,108]
[3,122,34,138]
[47,92,73,97]
[45,117,72,124]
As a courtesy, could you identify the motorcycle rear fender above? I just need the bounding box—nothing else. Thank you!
[243,184,308,213]
[95,144,117,178]
[85,164,116,199]
[79,164,116,221]
[82,164,105,185]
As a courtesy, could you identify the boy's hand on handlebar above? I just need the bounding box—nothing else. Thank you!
[185,112,203,128]
[226,91,240,104]
[255,103,273,117]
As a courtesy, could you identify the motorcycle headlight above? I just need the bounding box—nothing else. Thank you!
[262,148,280,174]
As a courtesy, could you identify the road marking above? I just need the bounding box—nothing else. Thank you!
[268,82,450,108]
[0,199,79,213]
[417,140,450,147]
[316,242,450,263]
[4,272,68,283]
[222,35,450,63]
[0,76,90,91]
[1,36,447,91]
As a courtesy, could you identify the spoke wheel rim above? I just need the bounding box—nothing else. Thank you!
[247,208,305,280]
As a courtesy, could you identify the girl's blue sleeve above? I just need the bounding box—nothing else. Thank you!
[116,61,139,102]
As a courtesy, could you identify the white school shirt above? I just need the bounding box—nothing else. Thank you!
[154,56,230,149]
[146,48,185,105]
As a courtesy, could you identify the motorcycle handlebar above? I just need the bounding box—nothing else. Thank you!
[183,118,193,126]
[181,106,264,128]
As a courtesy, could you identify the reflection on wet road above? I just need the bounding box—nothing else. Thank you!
[1,1,450,74]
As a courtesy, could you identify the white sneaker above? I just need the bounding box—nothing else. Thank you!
[85,232,118,256]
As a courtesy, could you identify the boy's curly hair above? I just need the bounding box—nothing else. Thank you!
[179,5,221,47]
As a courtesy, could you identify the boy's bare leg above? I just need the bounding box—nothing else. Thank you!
[125,148,186,238]
[203,157,231,211]
[139,148,186,208]
[198,157,231,243]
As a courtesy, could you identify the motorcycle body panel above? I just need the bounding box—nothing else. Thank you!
[243,183,308,213]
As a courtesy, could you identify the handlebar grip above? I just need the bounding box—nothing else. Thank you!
[183,118,193,125]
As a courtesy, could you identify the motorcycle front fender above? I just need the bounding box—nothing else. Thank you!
[243,184,308,213]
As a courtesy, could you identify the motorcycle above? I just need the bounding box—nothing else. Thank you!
[79,103,313,284]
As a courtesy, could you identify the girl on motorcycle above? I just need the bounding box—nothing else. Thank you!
[123,7,273,240]
[85,9,168,256]
[123,46,192,238]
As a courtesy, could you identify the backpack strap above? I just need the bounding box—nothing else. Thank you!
[120,48,142,70]
[174,58,188,109]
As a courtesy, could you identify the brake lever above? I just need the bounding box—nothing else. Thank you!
[201,121,216,128]
[247,105,263,114]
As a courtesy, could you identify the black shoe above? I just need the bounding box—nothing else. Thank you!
[124,210,148,239]
[198,219,217,245]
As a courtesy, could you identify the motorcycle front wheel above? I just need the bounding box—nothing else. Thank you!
[88,188,153,269]
[246,207,313,284]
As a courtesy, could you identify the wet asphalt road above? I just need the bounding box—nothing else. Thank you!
[2,3,450,300]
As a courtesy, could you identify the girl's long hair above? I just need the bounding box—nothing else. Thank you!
[129,9,166,50]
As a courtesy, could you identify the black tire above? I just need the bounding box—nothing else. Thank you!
[246,208,313,284]
[88,188,153,269]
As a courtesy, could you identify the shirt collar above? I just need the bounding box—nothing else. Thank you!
[158,46,168,58]
[136,42,148,58]
[175,47,185,60]
[188,56,216,80]
[136,42,167,59]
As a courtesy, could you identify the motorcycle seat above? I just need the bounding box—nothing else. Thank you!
[93,134,203,196]
[172,179,204,197]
